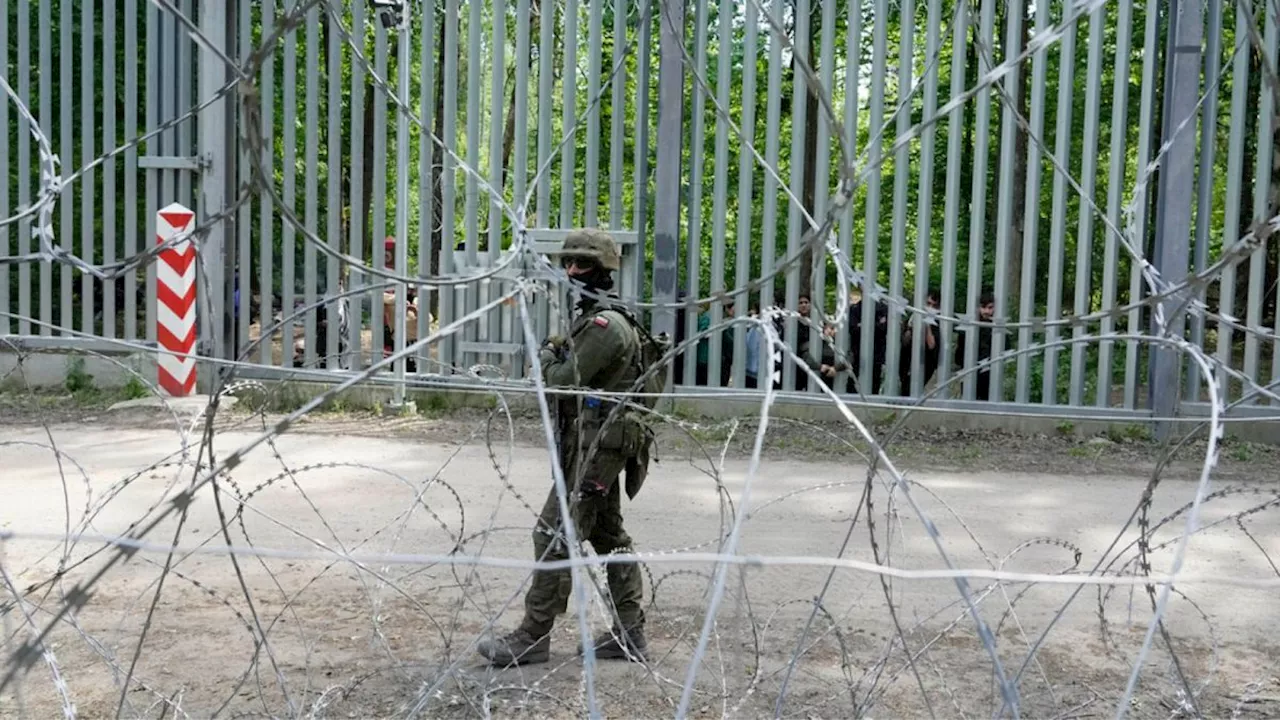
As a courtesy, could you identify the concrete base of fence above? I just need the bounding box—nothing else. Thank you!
[0,338,159,393]
[3,348,1275,446]
[213,375,1280,447]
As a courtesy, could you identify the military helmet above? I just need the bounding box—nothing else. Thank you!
[560,228,621,271]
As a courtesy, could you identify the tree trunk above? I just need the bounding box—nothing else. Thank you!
[500,0,536,190]
[962,28,978,298]
[1235,50,1261,316]
[428,10,448,318]
[360,86,376,263]
[1265,106,1280,326]
[1005,3,1030,312]
[797,3,820,303]
[321,14,348,245]
[500,69,518,190]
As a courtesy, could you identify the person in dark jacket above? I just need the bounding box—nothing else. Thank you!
[898,287,941,396]
[953,290,995,400]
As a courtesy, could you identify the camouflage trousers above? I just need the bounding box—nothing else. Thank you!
[519,447,645,638]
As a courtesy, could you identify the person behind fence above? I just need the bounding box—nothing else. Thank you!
[802,321,850,389]
[898,287,941,395]
[381,235,427,372]
[477,228,655,667]
[953,290,995,400]
[847,291,890,395]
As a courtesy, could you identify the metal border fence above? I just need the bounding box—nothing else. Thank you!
[3,0,1278,426]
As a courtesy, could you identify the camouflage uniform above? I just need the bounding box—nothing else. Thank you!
[477,229,651,667]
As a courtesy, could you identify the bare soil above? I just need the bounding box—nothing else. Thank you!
[1,393,1278,718]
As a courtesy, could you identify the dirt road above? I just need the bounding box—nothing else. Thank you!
[1,418,1277,718]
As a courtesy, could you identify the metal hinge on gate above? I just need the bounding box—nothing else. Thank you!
[139,154,212,172]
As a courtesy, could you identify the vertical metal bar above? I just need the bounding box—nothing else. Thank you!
[1095,0,1133,408]
[1269,17,1280,394]
[237,0,252,360]
[346,0,365,370]
[732,0,758,390]
[585,0,603,228]
[534,0,555,342]
[989,0,1021,403]
[464,0,481,270]
[1188,0,1222,402]
[783,0,809,393]
[1043,4,1077,404]
[536,0,554,225]
[324,0,340,369]
[609,0,626,231]
[706,0,734,389]
[370,21,389,364]
[1149,0,1202,440]
[419,0,438,370]
[102,0,117,339]
[441,0,460,369]
[487,0,507,369]
[1243,5,1275,401]
[759,0,783,375]
[124,0,138,342]
[683,0,707,386]
[302,4,320,367]
[560,0,580,228]
[885,0,914,397]
[835,0,863,395]
[937,1,967,400]
[144,0,157,345]
[810,0,835,394]
[860,0,888,395]
[220,0,238,362]
[154,3,171,346]
[178,0,192,209]
[459,0,478,362]
[510,0,531,377]
[632,0,651,306]
[17,0,30,336]
[963,0,995,401]
[0,0,8,336]
[393,15,412,398]
[282,0,298,364]
[198,0,229,364]
[38,0,51,336]
[259,0,276,366]
[1014,0,1048,404]
[651,0,686,342]
[1069,6,1104,406]
[59,0,73,335]
[1128,0,1161,407]
[81,0,96,335]
[910,0,941,399]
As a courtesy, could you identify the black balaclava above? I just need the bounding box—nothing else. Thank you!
[570,264,615,313]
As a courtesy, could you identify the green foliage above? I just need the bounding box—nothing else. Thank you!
[64,357,94,396]
[121,374,149,400]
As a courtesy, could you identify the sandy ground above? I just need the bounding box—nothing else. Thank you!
[0,410,1278,718]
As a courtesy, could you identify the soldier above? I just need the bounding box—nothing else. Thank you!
[477,229,652,667]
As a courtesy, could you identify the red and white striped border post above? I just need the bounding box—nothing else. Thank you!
[155,203,197,397]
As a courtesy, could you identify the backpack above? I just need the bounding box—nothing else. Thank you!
[606,305,671,410]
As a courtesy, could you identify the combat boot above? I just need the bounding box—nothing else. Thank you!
[477,628,550,666]
[581,625,647,662]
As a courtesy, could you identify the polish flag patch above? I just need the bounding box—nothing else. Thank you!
[593,316,610,328]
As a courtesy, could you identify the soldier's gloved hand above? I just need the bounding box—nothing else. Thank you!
[543,335,566,350]
[580,477,610,498]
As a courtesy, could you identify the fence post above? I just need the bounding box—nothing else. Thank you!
[196,0,231,375]
[156,203,198,396]
[1149,0,1203,441]
[651,0,685,350]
